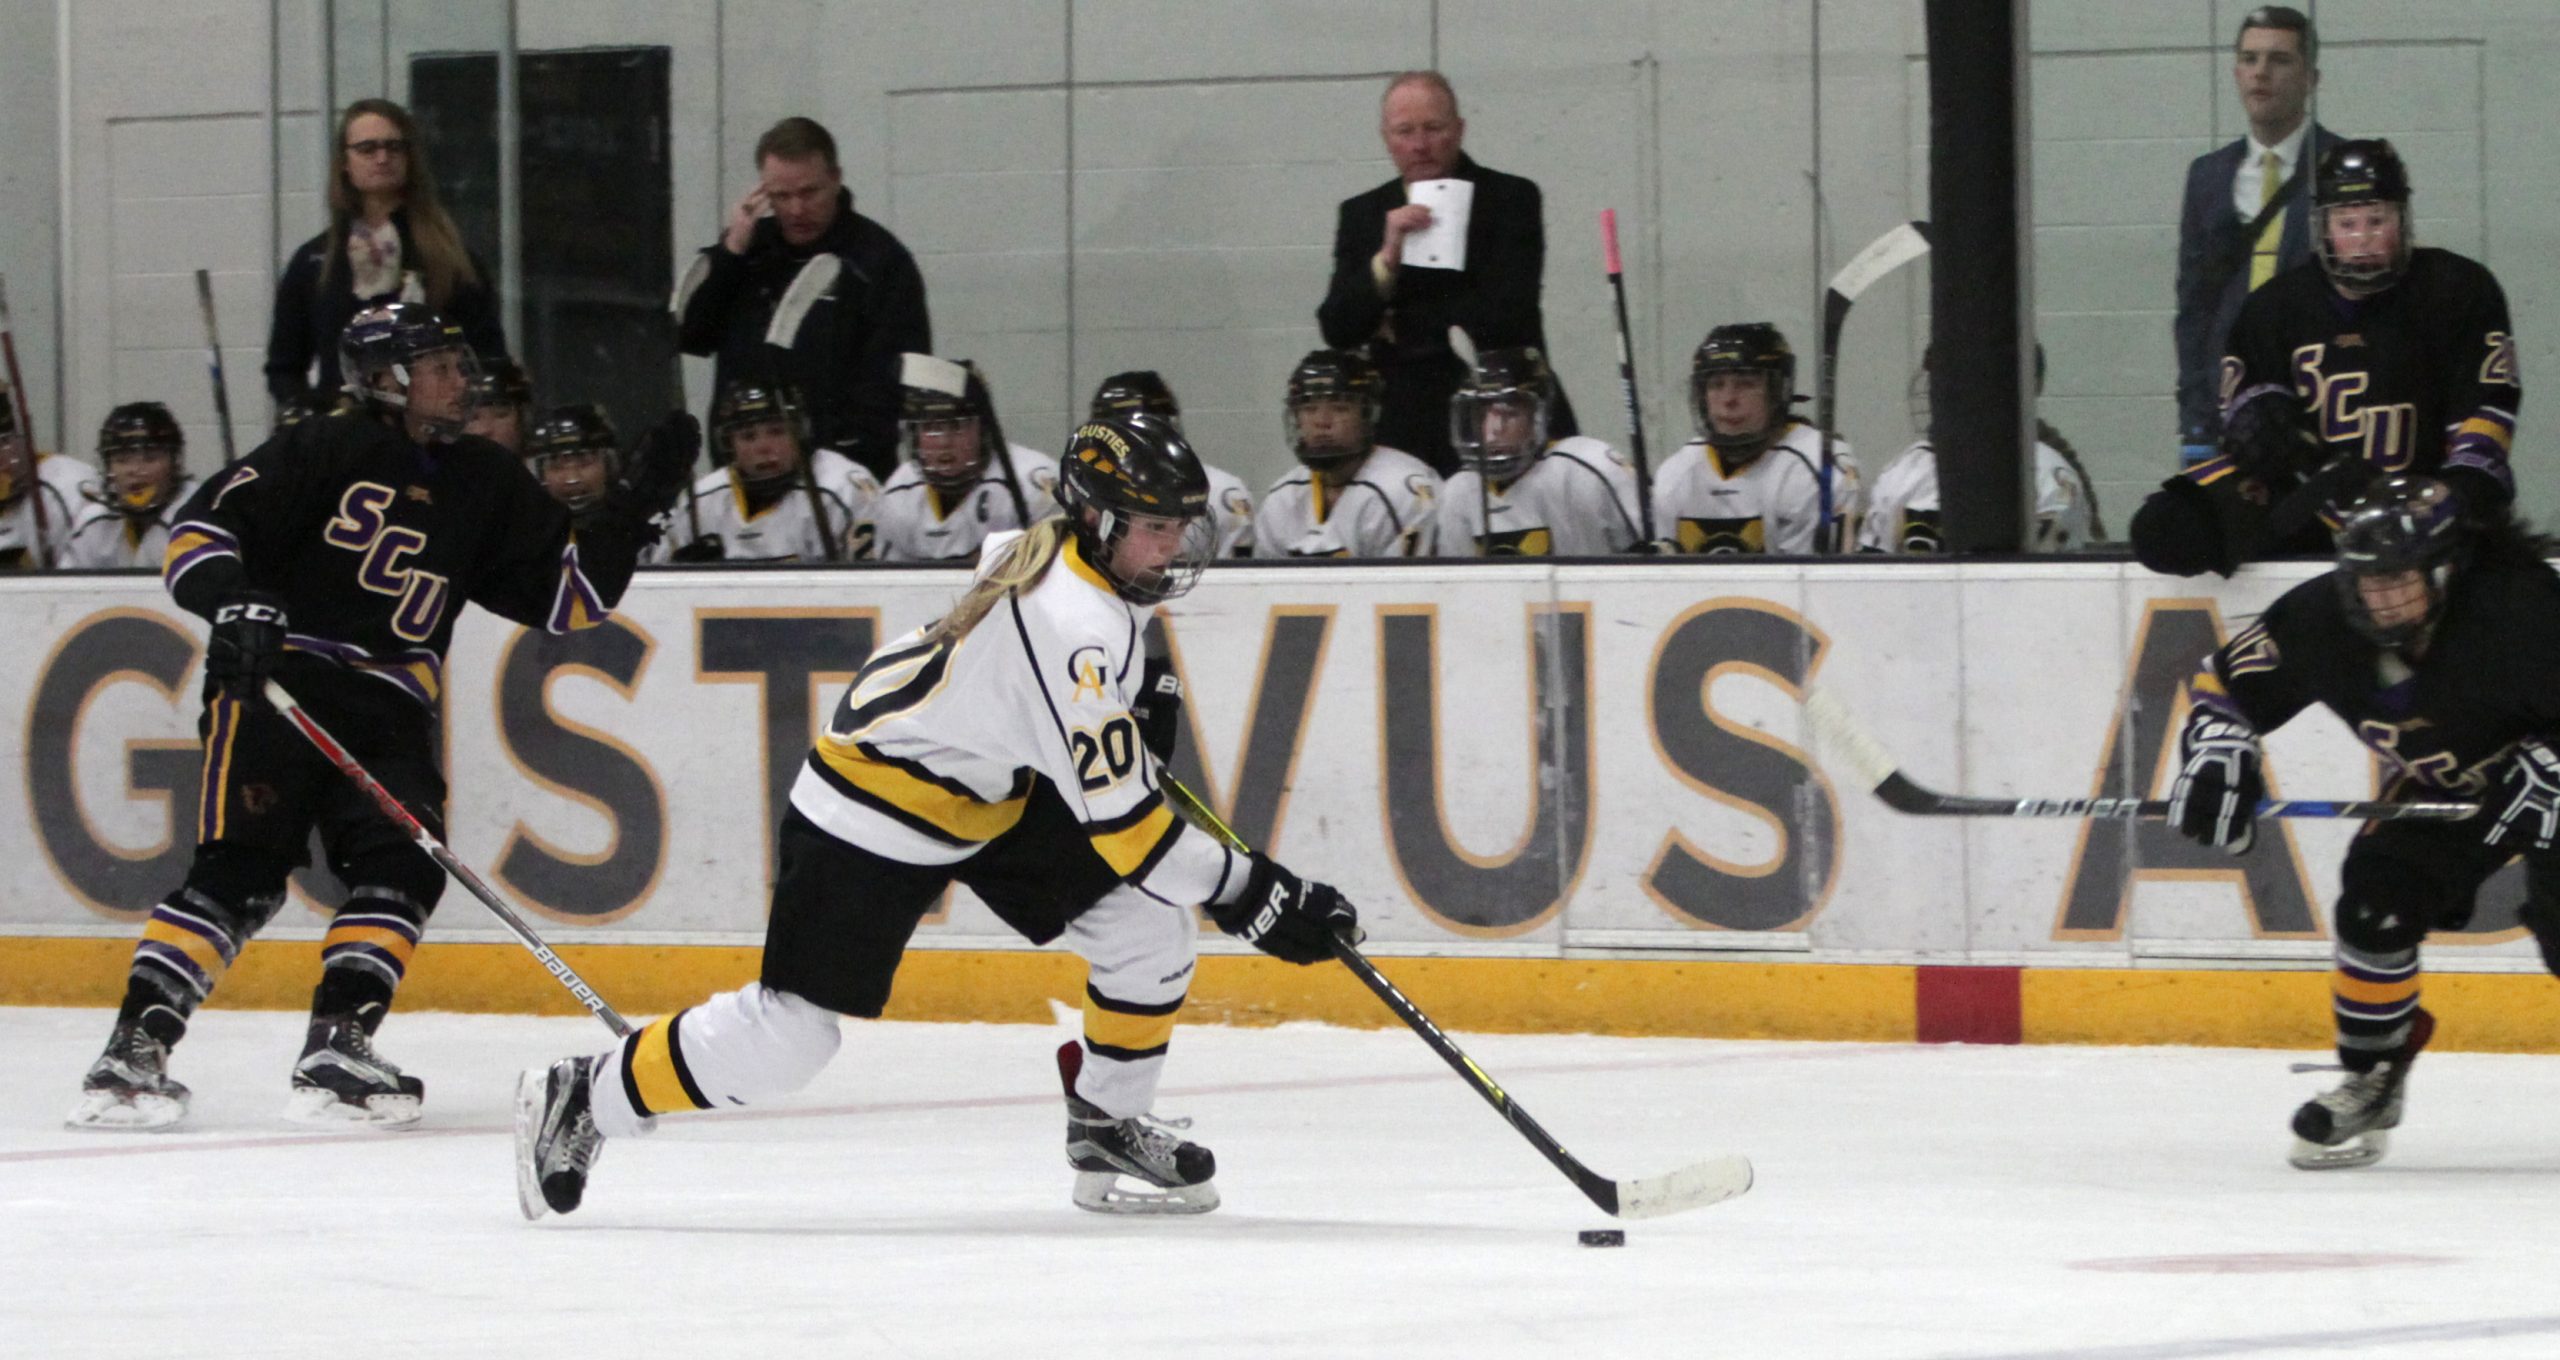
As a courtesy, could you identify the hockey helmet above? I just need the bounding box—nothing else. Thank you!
[94,401,186,515]
[527,404,620,512]
[1090,370,1183,430]
[1058,412,1216,604]
[2333,476,2466,650]
[1691,323,1797,451]
[470,356,534,415]
[899,353,988,491]
[2313,139,2413,298]
[339,301,479,440]
[1449,346,1554,484]
[713,381,808,489]
[1284,349,1384,470]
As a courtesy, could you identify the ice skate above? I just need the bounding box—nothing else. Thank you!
[1058,1042,1218,1215]
[2290,1008,2433,1170]
[516,1056,607,1221]
[67,1023,191,1131]
[284,1013,424,1128]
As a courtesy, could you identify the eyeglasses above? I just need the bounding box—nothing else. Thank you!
[346,138,410,158]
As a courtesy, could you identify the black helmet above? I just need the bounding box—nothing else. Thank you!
[527,404,621,512]
[2313,139,2413,297]
[470,356,533,414]
[2333,476,2466,649]
[1284,349,1384,469]
[712,381,807,488]
[1090,370,1182,429]
[94,401,186,515]
[1449,346,1554,483]
[899,353,988,490]
[1058,412,1215,604]
[1691,323,1796,450]
[338,301,479,439]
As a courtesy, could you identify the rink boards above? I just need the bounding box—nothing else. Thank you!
[6,561,2557,1049]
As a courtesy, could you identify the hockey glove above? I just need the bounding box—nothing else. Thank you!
[1133,654,1184,764]
[621,411,703,522]
[207,590,289,703]
[2219,388,2326,485]
[1209,853,1359,966]
[2484,740,2560,852]
[2168,705,2264,854]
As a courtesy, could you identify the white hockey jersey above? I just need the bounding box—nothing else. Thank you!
[1204,462,1256,559]
[654,459,873,563]
[1651,421,1860,555]
[1255,446,1440,559]
[1434,436,1642,557]
[867,446,1061,563]
[792,528,1243,911]
[1858,437,2093,553]
[62,474,201,569]
[0,453,92,570]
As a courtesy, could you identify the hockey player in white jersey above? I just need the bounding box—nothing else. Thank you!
[525,404,619,514]
[870,354,1057,562]
[1651,323,1859,554]
[517,412,1361,1220]
[1861,345,2102,553]
[0,382,85,570]
[656,381,870,563]
[1256,349,1439,558]
[1434,346,1642,556]
[1090,370,1254,557]
[63,402,198,570]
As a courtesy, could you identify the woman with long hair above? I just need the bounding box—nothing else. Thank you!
[263,98,507,403]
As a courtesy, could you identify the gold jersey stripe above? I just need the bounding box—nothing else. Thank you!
[1088,801,1177,877]
[811,743,1028,843]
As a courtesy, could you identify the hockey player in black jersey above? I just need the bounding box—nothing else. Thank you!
[2134,140,2519,576]
[2167,477,2560,1168]
[69,302,696,1131]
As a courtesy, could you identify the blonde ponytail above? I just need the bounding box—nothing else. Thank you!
[924,518,1071,647]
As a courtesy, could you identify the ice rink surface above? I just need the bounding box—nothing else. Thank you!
[5,1005,2558,1360]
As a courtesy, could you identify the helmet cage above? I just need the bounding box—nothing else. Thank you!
[1284,377,1381,470]
[2313,199,2412,298]
[2333,478,2465,649]
[1450,385,1546,484]
[1058,416,1215,604]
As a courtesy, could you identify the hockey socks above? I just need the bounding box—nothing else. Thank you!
[2329,943,2420,1070]
[589,984,842,1138]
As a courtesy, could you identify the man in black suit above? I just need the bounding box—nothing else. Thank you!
[2174,6,2339,466]
[1318,72,1574,476]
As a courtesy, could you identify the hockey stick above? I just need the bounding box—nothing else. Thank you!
[1160,774,1754,1218]
[193,269,240,466]
[760,255,846,559]
[1599,210,1655,545]
[0,272,55,568]
[1802,687,2476,821]
[262,679,634,1036]
[1817,222,1931,553]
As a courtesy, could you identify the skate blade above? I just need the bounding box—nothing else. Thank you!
[512,1069,550,1222]
[1072,1169,1220,1216]
[2289,1129,2389,1170]
[65,1089,186,1132]
[283,1084,423,1129]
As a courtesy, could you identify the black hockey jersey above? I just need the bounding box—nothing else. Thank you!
[161,412,640,709]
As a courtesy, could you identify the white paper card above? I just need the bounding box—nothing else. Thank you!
[1399,178,1473,271]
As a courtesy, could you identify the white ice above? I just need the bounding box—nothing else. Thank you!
[4,1005,2557,1360]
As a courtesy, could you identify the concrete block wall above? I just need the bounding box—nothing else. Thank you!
[22,1,2558,531]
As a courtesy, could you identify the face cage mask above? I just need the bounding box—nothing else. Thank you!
[357,346,482,443]
[1285,399,1374,470]
[902,417,987,490]
[1086,506,1218,605]
[102,450,180,514]
[723,422,805,492]
[1906,365,1932,440]
[1451,391,1546,484]
[534,449,616,512]
[2335,562,2448,651]
[2314,201,2411,299]
[1693,369,1786,450]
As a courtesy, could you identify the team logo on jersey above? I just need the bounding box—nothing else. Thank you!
[1065,645,1109,702]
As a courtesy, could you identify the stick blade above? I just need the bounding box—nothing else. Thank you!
[1826,221,1932,305]
[1611,1154,1755,1219]
[1801,687,1895,790]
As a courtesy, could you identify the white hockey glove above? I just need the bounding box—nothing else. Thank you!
[2168,706,2264,854]
[2485,740,2560,851]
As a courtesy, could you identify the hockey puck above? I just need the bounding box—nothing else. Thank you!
[1578,1229,1625,1248]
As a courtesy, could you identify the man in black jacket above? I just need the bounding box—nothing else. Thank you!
[1317,72,1574,476]
[674,117,931,478]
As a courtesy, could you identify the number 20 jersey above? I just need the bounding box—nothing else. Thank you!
[791,530,1242,908]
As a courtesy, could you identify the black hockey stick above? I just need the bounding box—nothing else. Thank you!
[1802,687,2476,821]
[0,272,54,568]
[1599,209,1655,545]
[1160,774,1754,1218]
[263,679,634,1036]
[193,269,241,467]
[1817,222,1931,553]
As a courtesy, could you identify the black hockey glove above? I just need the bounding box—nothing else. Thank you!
[2484,740,2560,852]
[206,590,288,703]
[621,411,703,522]
[2167,705,2264,854]
[668,535,727,564]
[1133,654,1184,764]
[2219,389,2325,485]
[1209,853,1359,966]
